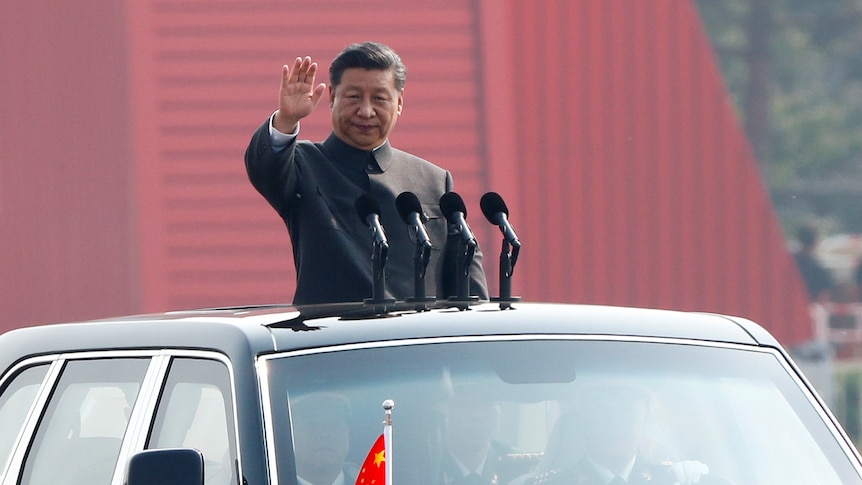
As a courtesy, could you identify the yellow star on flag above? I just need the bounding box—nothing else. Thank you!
[373,449,385,467]
[355,434,386,485]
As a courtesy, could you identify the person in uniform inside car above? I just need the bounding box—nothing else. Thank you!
[291,392,357,485]
[531,383,709,485]
[245,41,488,305]
[443,389,511,485]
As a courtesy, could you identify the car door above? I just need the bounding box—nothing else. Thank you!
[144,355,239,485]
[13,356,151,485]
[0,351,241,485]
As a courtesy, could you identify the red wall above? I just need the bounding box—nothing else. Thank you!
[0,0,813,345]
[0,0,136,327]
[482,1,811,345]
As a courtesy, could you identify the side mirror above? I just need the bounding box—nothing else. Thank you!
[126,448,204,485]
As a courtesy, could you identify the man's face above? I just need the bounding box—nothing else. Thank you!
[581,388,650,462]
[445,392,501,452]
[330,67,403,150]
[293,413,350,476]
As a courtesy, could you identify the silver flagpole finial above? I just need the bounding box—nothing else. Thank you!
[382,399,394,425]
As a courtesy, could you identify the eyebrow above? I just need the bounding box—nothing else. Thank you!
[339,83,394,92]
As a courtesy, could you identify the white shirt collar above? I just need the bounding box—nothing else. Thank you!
[587,455,637,484]
[297,470,346,485]
[450,450,488,476]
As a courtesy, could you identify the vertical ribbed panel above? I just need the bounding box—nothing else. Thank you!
[123,0,811,342]
[126,0,487,310]
[479,0,810,344]
[0,0,134,329]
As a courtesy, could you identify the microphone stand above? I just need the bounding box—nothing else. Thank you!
[366,240,395,312]
[406,238,435,310]
[450,239,479,310]
[491,238,521,310]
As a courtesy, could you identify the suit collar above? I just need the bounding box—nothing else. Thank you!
[323,133,393,172]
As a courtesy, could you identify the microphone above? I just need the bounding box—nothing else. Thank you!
[355,194,388,247]
[439,192,476,245]
[397,191,435,306]
[440,191,478,307]
[396,192,431,246]
[480,192,520,246]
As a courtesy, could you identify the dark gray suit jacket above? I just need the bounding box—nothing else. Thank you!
[245,120,488,304]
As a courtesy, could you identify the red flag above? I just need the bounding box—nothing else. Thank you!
[355,433,386,485]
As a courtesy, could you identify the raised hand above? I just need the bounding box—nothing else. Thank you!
[273,56,327,133]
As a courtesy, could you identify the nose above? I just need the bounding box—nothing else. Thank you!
[356,98,375,118]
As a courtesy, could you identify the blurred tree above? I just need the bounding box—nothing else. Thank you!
[696,0,862,233]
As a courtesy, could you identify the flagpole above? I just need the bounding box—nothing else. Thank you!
[383,399,394,485]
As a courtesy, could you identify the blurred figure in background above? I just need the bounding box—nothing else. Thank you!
[853,259,862,302]
[793,223,835,303]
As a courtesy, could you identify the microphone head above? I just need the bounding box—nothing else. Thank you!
[439,192,468,221]
[480,192,509,223]
[395,191,423,223]
[355,193,381,222]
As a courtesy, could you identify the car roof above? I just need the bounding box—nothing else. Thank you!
[0,302,778,373]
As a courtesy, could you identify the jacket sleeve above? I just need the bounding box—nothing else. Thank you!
[244,119,300,217]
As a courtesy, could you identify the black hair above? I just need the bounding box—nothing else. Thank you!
[329,42,406,91]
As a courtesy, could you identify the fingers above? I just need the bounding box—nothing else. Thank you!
[281,58,298,87]
[311,83,327,104]
[277,56,325,127]
[291,56,303,83]
[285,56,317,85]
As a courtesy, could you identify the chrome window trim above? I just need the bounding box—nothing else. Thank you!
[257,356,277,485]
[0,357,62,485]
[109,353,170,485]
[0,354,59,390]
[268,334,758,357]
[257,334,862,481]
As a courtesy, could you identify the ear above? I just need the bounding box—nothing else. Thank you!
[397,90,404,115]
[329,85,336,108]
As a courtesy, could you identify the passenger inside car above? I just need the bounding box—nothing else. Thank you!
[524,382,709,485]
[442,386,532,485]
[291,392,358,485]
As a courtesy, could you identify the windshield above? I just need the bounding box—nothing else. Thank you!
[264,339,861,485]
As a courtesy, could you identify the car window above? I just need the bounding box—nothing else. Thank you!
[147,357,237,485]
[266,339,862,485]
[0,364,49,479]
[19,358,149,485]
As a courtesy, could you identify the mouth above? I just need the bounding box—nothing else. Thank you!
[313,445,340,456]
[353,123,377,132]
